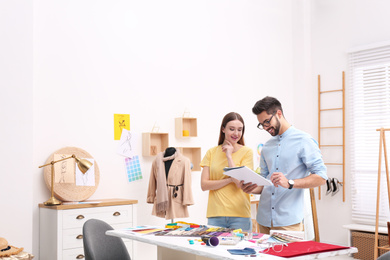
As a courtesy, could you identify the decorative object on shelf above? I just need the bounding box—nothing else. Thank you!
[175,117,197,138]
[41,147,100,204]
[183,107,191,118]
[151,146,157,156]
[182,130,190,137]
[142,133,169,156]
[151,121,160,133]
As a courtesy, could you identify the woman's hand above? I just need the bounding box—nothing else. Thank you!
[222,140,234,157]
[201,166,235,191]
[230,177,242,189]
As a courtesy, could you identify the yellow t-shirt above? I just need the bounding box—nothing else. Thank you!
[200,145,253,218]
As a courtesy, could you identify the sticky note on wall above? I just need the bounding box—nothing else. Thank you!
[114,114,130,140]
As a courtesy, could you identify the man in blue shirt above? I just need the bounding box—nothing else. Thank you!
[242,96,327,234]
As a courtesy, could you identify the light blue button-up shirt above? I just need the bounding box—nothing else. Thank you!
[256,126,327,227]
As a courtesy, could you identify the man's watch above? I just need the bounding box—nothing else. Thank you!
[288,179,295,189]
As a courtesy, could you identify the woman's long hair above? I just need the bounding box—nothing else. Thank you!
[218,112,245,146]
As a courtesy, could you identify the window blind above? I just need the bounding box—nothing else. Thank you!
[348,43,390,226]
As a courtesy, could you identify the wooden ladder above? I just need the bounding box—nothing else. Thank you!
[317,72,346,202]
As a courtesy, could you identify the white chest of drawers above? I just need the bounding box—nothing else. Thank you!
[39,199,137,260]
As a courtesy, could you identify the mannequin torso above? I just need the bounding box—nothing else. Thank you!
[164,147,176,178]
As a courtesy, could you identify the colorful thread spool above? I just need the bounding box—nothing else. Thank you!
[201,235,219,247]
[235,233,244,240]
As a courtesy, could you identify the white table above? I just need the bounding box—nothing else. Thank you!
[106,229,357,260]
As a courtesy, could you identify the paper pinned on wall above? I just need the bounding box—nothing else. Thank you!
[124,155,142,182]
[75,158,95,186]
[117,129,135,158]
[114,114,130,140]
[54,154,75,184]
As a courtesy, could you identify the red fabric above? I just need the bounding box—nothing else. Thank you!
[263,241,350,258]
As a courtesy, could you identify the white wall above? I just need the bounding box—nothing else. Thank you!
[310,0,390,246]
[0,0,33,253]
[31,1,294,259]
[2,0,388,259]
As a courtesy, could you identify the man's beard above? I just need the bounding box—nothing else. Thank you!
[267,117,280,136]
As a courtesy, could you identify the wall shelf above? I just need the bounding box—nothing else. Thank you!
[175,117,198,138]
[142,132,169,156]
[177,147,201,171]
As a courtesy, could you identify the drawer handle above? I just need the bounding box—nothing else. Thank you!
[76,254,84,259]
[76,234,83,239]
[113,211,121,216]
[76,215,85,220]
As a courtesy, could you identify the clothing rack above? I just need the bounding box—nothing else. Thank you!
[374,128,390,259]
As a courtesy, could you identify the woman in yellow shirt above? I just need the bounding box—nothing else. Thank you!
[200,112,254,231]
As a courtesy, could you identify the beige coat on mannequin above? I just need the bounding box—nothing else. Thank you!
[147,150,194,219]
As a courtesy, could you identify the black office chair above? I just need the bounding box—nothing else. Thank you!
[83,219,131,260]
[378,251,390,260]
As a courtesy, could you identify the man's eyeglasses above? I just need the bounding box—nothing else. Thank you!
[257,115,274,130]
[262,242,288,253]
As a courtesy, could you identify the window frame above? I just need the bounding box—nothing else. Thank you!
[348,41,390,227]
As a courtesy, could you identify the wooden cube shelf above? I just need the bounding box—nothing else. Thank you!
[178,147,201,171]
[142,133,169,156]
[175,117,198,138]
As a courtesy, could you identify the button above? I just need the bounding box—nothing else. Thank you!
[272,193,274,195]
[276,168,278,170]
[272,207,274,209]
[277,155,279,157]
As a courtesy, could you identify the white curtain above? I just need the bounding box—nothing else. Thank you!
[348,42,390,226]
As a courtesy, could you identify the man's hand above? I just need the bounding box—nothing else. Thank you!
[241,181,259,193]
[270,172,288,188]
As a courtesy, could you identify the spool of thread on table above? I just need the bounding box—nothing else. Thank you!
[201,236,219,247]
